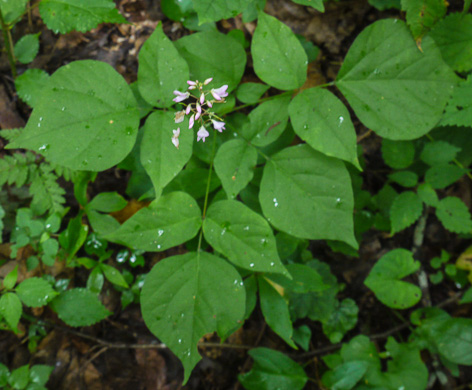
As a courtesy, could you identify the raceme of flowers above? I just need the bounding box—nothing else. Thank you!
[172,78,228,148]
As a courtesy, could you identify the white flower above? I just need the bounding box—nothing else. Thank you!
[189,114,195,129]
[197,126,209,142]
[185,104,192,115]
[204,78,213,85]
[174,110,185,123]
[187,80,196,86]
[210,85,228,100]
[173,90,190,103]
[200,92,205,104]
[211,119,226,132]
[172,128,180,149]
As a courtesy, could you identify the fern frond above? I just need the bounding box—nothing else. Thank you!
[0,128,22,143]
[29,165,66,215]
[0,152,37,187]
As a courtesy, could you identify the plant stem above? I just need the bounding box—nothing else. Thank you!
[226,90,293,114]
[197,130,218,252]
[0,8,17,78]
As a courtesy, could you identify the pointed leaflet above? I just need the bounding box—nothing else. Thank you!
[0,293,22,330]
[105,192,201,251]
[140,111,193,196]
[15,277,58,307]
[39,0,127,34]
[336,19,457,140]
[0,0,27,25]
[292,0,324,12]
[440,75,472,127]
[364,249,422,309]
[191,0,252,24]
[214,139,258,199]
[15,69,50,108]
[260,145,357,248]
[401,0,446,39]
[390,191,423,234]
[251,12,307,90]
[141,252,245,383]
[436,197,472,234]
[203,200,289,276]
[289,88,360,169]
[175,31,246,92]
[137,22,189,108]
[7,60,140,171]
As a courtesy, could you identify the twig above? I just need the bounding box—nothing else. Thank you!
[357,129,372,143]
[0,8,17,78]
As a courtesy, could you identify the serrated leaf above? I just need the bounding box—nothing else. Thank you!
[39,0,127,34]
[0,293,22,330]
[425,164,465,189]
[242,95,290,147]
[88,192,127,213]
[238,348,308,390]
[0,0,27,25]
[50,288,111,326]
[421,141,461,166]
[293,325,311,351]
[29,365,53,386]
[260,144,357,248]
[214,139,257,199]
[140,111,193,196]
[322,298,358,343]
[175,31,246,92]
[402,0,446,39]
[105,192,201,251]
[429,13,472,72]
[258,276,296,348]
[322,361,368,390]
[365,249,421,309]
[292,0,324,11]
[141,252,245,383]
[100,264,129,288]
[236,82,270,104]
[3,265,18,290]
[388,171,418,187]
[191,0,251,24]
[336,19,457,140]
[289,88,360,168]
[417,182,439,206]
[7,60,140,171]
[390,191,423,234]
[14,34,40,64]
[440,75,472,127]
[15,277,58,307]
[436,197,472,234]
[251,12,307,90]
[137,22,189,108]
[203,200,288,275]
[381,139,415,169]
[269,263,327,294]
[9,365,29,390]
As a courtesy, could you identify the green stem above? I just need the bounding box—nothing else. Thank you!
[197,130,218,252]
[0,8,17,78]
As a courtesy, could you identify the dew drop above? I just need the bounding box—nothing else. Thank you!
[273,198,278,207]
[338,116,344,125]
[158,229,164,237]
[157,244,161,249]
[61,107,66,111]
[221,227,227,236]
[243,226,250,231]
[249,263,255,268]
[270,262,275,266]
[178,339,182,344]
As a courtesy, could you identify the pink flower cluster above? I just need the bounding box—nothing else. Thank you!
[171,78,228,149]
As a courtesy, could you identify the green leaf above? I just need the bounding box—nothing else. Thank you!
[322,298,358,343]
[87,192,127,213]
[322,361,368,390]
[214,139,257,199]
[0,0,27,25]
[161,0,194,21]
[364,249,421,309]
[258,276,296,348]
[7,60,140,172]
[242,95,290,147]
[425,164,465,189]
[203,200,288,275]
[292,0,324,12]
[105,192,201,251]
[369,0,401,10]
[137,22,189,108]
[260,144,357,248]
[50,288,111,327]
[175,31,246,92]
[251,12,307,90]
[14,34,40,64]
[100,264,129,288]
[238,348,308,390]
[191,0,251,24]
[140,111,193,196]
[390,191,423,234]
[270,263,327,293]
[86,267,105,294]
[421,141,461,166]
[440,75,472,127]
[236,82,270,104]
[460,287,472,304]
[381,139,415,169]
[417,182,439,206]
[29,365,53,386]
[39,0,127,34]
[434,318,472,365]
[289,88,360,168]
[429,13,472,72]
[402,0,446,39]
[0,292,22,330]
[293,325,311,351]
[436,197,472,234]
[3,265,18,290]
[15,278,58,307]
[388,171,418,187]
[141,252,245,383]
[0,363,9,387]
[9,365,29,390]
[336,19,457,140]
